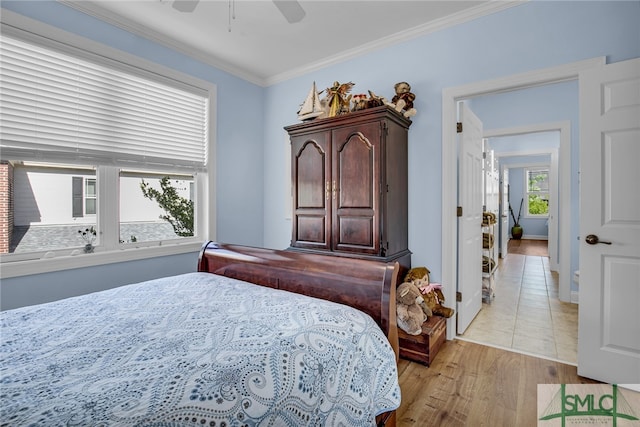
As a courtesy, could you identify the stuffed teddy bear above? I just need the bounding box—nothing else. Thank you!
[420,283,455,318]
[396,282,428,335]
[404,266,455,318]
[390,81,417,118]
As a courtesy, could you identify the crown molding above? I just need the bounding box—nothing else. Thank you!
[58,0,525,87]
[58,0,264,86]
[265,1,526,85]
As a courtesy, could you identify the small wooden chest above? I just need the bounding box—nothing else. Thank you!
[398,315,447,365]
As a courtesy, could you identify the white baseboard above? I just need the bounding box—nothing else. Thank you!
[521,235,548,240]
[571,290,579,304]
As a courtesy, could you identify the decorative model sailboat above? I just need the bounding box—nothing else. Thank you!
[297,82,325,121]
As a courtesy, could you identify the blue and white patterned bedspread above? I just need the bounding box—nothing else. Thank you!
[0,272,400,426]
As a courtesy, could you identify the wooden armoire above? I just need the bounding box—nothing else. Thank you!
[285,105,411,270]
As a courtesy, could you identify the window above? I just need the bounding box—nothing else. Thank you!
[119,170,195,244]
[0,27,214,273]
[72,176,96,217]
[85,179,97,215]
[525,167,549,217]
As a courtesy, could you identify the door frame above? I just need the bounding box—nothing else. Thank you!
[441,56,605,339]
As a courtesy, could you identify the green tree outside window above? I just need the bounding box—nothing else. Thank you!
[140,176,194,237]
[526,168,549,216]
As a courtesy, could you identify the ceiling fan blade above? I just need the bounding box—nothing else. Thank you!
[172,0,199,13]
[272,0,306,23]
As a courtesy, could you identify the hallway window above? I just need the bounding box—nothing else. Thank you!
[525,167,549,217]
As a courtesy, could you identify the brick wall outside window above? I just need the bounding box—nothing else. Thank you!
[0,161,14,254]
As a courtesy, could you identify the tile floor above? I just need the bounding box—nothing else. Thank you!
[458,252,579,364]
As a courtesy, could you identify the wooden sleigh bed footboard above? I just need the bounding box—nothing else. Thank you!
[198,241,399,353]
[198,241,400,427]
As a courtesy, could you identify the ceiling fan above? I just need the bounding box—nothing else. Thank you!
[171,0,306,24]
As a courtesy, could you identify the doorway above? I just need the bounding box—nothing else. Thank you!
[441,57,605,342]
[485,126,562,275]
[459,118,572,362]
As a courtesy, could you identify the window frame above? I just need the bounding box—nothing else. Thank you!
[524,166,550,219]
[0,15,216,279]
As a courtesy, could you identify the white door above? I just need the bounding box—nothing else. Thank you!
[578,58,640,384]
[500,168,509,258]
[457,102,484,334]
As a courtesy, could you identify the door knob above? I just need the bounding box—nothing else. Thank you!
[585,234,612,245]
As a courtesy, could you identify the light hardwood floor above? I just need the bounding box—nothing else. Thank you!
[394,241,585,426]
[394,245,640,426]
[458,244,578,364]
[395,340,599,427]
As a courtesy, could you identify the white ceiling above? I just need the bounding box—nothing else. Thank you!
[62,0,522,86]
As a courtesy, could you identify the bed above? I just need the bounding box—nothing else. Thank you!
[0,241,401,426]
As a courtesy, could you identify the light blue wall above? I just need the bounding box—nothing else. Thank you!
[1,252,197,310]
[488,132,561,152]
[263,1,640,284]
[1,1,639,308]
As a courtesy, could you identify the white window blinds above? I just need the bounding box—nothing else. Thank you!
[0,34,208,171]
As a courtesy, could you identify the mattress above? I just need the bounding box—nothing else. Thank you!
[0,272,400,426]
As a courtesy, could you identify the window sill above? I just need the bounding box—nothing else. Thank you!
[0,242,203,279]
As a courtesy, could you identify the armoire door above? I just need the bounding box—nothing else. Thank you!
[291,131,331,250]
[331,121,381,255]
